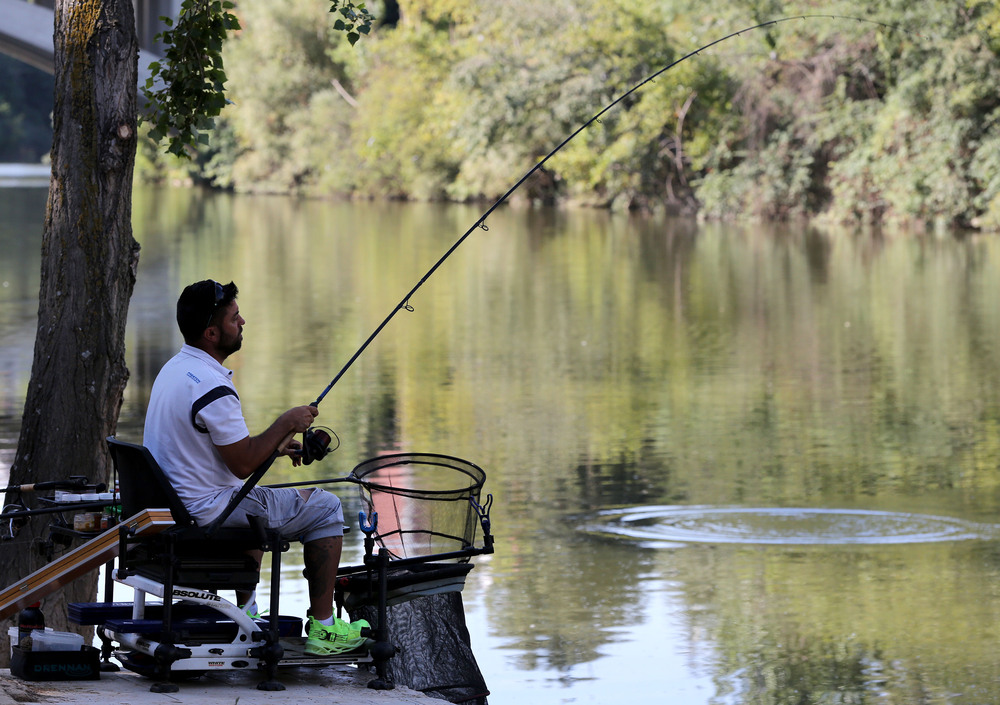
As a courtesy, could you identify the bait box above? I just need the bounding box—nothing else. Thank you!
[7,626,50,656]
[32,630,86,651]
[8,627,84,653]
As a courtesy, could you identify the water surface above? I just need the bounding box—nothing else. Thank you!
[4,184,1000,703]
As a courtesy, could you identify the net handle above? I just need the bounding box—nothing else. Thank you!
[264,476,354,490]
[266,453,487,496]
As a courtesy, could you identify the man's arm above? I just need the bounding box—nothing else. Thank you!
[216,405,318,479]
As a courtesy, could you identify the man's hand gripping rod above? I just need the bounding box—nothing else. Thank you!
[205,406,335,536]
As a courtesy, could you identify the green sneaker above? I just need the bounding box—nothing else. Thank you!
[304,615,369,656]
[239,604,269,620]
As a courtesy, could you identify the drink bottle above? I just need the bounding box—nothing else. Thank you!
[17,602,44,647]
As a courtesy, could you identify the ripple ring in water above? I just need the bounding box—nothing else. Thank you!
[587,506,993,546]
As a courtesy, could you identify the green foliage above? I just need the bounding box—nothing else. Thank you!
[330,0,374,45]
[969,123,1000,230]
[346,23,463,199]
[217,0,367,193]
[815,11,1000,228]
[141,0,241,157]
[684,0,1000,228]
[697,129,819,220]
[448,0,682,205]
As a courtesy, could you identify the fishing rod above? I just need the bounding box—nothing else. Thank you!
[220,14,914,518]
[1,477,103,494]
[309,13,912,410]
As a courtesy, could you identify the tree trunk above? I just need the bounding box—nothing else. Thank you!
[0,0,139,665]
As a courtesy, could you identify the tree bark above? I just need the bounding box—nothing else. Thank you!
[0,0,139,664]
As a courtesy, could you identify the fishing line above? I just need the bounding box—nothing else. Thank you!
[311,13,916,408]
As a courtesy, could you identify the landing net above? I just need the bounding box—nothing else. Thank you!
[349,453,487,561]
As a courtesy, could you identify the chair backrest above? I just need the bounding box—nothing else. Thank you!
[107,436,196,527]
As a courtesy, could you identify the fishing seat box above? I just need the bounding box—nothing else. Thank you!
[10,644,101,681]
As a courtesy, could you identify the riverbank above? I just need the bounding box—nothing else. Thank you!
[0,663,435,704]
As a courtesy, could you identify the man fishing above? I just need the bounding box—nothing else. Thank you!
[143,279,367,656]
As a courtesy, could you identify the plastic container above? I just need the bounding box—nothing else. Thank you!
[8,626,55,657]
[31,630,85,652]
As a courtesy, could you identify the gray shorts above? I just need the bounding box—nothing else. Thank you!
[221,486,344,543]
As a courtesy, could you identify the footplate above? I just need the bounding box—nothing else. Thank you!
[276,637,373,667]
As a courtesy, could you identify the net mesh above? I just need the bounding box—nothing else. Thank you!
[350,453,487,561]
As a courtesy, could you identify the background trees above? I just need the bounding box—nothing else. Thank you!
[150,0,1000,230]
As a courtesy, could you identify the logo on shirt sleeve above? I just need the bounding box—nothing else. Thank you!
[187,372,202,384]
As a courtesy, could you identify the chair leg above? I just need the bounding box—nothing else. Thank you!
[367,548,396,691]
[152,539,179,690]
[99,556,121,671]
[256,536,286,691]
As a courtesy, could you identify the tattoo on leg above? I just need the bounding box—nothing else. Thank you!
[303,536,342,620]
[304,539,332,601]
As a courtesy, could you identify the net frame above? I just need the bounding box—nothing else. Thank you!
[349,453,487,561]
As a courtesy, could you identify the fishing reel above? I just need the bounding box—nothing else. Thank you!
[1,501,27,541]
[299,426,340,465]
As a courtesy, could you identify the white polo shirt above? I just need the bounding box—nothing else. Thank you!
[143,345,250,525]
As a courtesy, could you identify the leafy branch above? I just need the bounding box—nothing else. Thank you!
[330,0,374,46]
[141,0,373,157]
[140,0,239,156]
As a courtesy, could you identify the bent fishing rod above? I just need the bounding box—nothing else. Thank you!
[213,14,914,527]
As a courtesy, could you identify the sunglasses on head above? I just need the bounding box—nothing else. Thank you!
[205,280,225,329]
